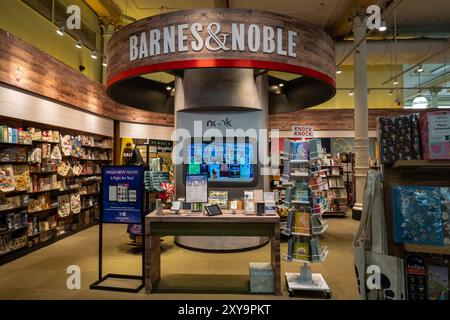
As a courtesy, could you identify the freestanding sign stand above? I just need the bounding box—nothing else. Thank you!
[90,166,145,293]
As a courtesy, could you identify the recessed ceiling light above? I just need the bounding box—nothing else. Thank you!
[166,86,172,91]
[278,83,284,87]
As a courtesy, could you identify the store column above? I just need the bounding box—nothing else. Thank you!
[352,13,370,218]
[101,23,116,85]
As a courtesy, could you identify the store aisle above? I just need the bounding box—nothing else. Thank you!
[0,217,359,300]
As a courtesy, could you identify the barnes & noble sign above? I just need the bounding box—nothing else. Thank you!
[129,22,298,61]
[107,9,336,90]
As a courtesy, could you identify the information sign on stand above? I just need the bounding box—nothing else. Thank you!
[102,167,143,224]
[90,166,145,293]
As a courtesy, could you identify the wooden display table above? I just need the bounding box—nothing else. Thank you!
[144,210,281,295]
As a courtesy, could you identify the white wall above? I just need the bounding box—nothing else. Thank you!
[120,122,174,140]
[0,84,114,137]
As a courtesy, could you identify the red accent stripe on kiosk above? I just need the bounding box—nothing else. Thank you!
[107,59,336,89]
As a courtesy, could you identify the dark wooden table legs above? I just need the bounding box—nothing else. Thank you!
[271,221,282,296]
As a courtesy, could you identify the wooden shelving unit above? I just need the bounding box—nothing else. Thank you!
[322,157,348,217]
[0,115,111,265]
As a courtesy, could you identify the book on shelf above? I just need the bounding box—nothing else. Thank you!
[427,265,449,300]
[311,214,323,231]
[292,141,309,161]
[282,159,291,181]
[286,209,295,232]
[263,192,276,215]
[283,139,292,159]
[309,139,323,160]
[310,237,325,261]
[293,237,310,261]
[286,237,295,260]
[284,186,293,205]
[331,167,340,176]
[293,211,311,234]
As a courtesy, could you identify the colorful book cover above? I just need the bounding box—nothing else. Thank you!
[427,265,449,300]
[7,127,12,143]
[11,128,17,144]
[2,127,7,143]
[208,190,229,209]
[286,209,294,231]
[283,139,292,158]
[284,186,293,204]
[294,211,310,234]
[392,186,443,245]
[308,138,323,159]
[293,141,309,161]
[293,239,310,261]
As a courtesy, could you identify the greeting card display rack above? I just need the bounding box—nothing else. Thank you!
[280,139,331,298]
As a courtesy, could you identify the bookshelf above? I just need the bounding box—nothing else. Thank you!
[280,138,331,299]
[0,115,113,265]
[322,156,348,217]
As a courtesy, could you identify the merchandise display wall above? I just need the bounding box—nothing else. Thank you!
[0,115,113,264]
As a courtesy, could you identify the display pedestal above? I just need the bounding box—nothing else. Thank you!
[285,262,331,298]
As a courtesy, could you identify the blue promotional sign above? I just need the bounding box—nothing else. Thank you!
[102,166,143,224]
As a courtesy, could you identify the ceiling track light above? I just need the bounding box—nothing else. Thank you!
[166,86,172,91]
[348,90,354,96]
[75,40,82,49]
[378,21,387,32]
[278,83,284,87]
[416,65,424,73]
[388,89,393,95]
[393,79,399,85]
[336,66,342,74]
[91,49,98,59]
[102,57,107,67]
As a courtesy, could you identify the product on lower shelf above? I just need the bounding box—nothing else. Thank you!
[392,186,450,246]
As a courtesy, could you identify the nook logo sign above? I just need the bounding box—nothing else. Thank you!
[206,117,232,128]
